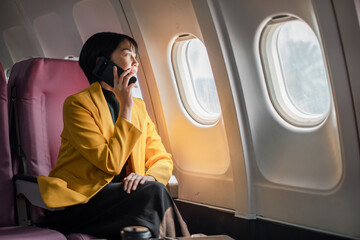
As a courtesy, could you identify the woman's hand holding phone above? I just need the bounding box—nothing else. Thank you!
[93,57,138,121]
[113,66,137,121]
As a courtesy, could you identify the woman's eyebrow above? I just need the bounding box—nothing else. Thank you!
[120,48,134,52]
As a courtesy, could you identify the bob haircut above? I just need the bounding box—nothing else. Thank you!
[79,32,138,84]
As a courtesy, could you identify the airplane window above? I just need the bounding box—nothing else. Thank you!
[172,36,221,125]
[260,18,331,126]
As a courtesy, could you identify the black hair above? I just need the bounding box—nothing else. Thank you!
[79,32,138,84]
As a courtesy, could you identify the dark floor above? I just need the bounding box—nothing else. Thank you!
[174,199,352,240]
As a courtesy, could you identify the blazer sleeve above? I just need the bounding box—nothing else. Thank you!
[143,111,173,185]
[63,95,142,175]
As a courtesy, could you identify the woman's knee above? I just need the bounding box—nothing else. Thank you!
[144,180,166,189]
[141,181,167,196]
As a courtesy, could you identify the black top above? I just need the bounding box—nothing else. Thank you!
[102,88,127,182]
[102,88,120,124]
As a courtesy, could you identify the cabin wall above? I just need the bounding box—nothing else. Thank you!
[200,0,360,238]
[122,0,236,210]
[0,0,359,238]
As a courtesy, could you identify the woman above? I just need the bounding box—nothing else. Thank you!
[38,32,190,239]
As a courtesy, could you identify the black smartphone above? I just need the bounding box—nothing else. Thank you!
[92,56,137,87]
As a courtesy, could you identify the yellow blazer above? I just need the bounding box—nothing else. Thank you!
[38,82,173,208]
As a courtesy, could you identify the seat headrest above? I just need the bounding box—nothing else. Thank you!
[8,58,89,98]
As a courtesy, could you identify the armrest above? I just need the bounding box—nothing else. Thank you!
[167,175,178,199]
[13,174,37,182]
[14,174,64,211]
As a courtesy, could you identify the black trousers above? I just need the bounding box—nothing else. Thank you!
[46,181,189,239]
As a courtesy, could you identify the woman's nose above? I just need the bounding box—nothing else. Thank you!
[132,56,138,66]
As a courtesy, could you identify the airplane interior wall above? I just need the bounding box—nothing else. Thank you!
[0,0,359,239]
[122,0,237,210]
[204,0,360,237]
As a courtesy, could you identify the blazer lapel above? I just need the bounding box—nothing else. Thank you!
[88,82,114,141]
[129,99,147,175]
[88,83,144,174]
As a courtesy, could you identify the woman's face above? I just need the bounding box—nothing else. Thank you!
[110,39,138,75]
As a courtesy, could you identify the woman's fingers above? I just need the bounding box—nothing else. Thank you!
[113,67,133,88]
[120,68,131,86]
[123,172,134,191]
[113,68,135,120]
[123,72,136,87]
[140,175,155,185]
[139,177,147,185]
[131,177,141,193]
[112,66,119,88]
[123,173,139,194]
[123,174,155,194]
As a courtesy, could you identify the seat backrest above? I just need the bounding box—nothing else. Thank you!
[7,58,89,177]
[7,58,89,225]
[0,62,15,227]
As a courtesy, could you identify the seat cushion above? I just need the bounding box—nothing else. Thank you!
[0,226,66,240]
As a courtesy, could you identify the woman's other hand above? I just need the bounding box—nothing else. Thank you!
[123,173,156,194]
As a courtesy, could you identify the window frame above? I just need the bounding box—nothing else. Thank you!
[171,34,221,125]
[260,16,332,127]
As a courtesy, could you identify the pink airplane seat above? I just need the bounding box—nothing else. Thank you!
[7,58,89,177]
[0,62,66,239]
[7,58,99,240]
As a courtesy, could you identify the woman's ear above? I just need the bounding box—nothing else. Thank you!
[95,57,100,64]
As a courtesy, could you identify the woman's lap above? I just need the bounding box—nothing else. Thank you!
[46,181,175,238]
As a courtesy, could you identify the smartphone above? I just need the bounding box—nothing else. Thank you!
[92,56,137,87]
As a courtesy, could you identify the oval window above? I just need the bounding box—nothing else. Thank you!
[172,35,221,125]
[261,17,331,126]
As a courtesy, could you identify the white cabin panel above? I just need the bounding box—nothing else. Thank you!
[205,0,360,237]
[122,0,236,209]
